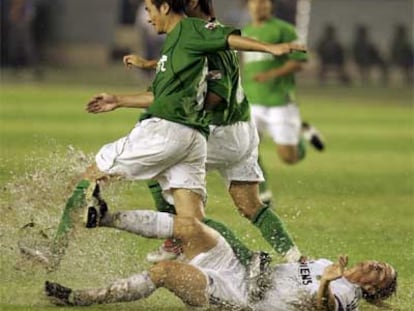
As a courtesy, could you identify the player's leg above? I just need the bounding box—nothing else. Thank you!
[268,104,306,164]
[149,261,209,307]
[146,179,254,265]
[45,216,243,308]
[45,271,157,306]
[19,163,110,270]
[228,181,301,262]
[276,144,304,164]
[45,261,209,307]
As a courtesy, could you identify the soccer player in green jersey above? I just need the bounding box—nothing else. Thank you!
[23,0,305,271]
[99,0,302,265]
[242,0,325,207]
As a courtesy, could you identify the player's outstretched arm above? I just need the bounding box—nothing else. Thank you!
[316,255,348,311]
[254,60,304,82]
[123,54,158,70]
[86,92,154,113]
[227,35,306,56]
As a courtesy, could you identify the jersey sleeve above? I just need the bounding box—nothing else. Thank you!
[330,280,360,311]
[281,23,308,62]
[184,19,241,54]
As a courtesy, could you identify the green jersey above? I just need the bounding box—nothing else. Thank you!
[206,25,250,125]
[242,18,308,107]
[140,18,239,137]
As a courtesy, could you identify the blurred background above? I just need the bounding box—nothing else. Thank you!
[0,0,413,86]
[0,2,412,310]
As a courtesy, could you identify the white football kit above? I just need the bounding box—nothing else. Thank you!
[190,241,361,311]
[251,103,302,145]
[95,118,207,203]
[253,259,362,311]
[207,119,264,188]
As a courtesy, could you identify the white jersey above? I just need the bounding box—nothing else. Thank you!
[252,259,362,311]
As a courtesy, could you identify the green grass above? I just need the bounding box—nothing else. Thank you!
[0,81,413,311]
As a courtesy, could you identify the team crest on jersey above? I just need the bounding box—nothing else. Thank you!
[156,55,168,73]
[205,22,217,30]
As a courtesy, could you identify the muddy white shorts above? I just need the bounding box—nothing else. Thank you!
[207,120,264,188]
[251,103,302,145]
[95,118,207,202]
[190,236,248,309]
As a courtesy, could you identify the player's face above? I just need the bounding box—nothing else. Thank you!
[247,0,272,22]
[347,261,395,294]
[144,0,168,34]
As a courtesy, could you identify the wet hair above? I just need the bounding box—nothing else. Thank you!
[151,0,186,14]
[361,271,398,303]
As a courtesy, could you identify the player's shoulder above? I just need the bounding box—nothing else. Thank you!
[271,17,296,31]
[183,17,223,30]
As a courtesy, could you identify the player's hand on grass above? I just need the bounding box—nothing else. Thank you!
[87,93,119,113]
[267,42,307,56]
[123,54,156,69]
[321,255,348,282]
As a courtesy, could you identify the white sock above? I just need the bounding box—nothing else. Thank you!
[112,210,174,239]
[72,271,156,305]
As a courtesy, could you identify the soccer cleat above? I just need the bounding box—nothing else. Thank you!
[247,251,272,302]
[301,122,325,151]
[84,199,108,228]
[146,239,183,263]
[84,182,109,228]
[45,281,73,306]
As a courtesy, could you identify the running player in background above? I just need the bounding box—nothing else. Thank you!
[242,0,325,208]
[116,0,303,266]
[45,205,397,311]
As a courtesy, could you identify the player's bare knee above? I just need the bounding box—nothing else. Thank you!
[173,216,203,239]
[277,146,299,164]
[149,261,176,286]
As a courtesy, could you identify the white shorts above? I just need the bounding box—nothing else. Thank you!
[251,103,302,145]
[95,118,207,202]
[189,236,248,309]
[206,120,264,188]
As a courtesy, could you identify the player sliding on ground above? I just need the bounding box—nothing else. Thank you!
[92,0,303,267]
[21,0,306,271]
[45,206,397,310]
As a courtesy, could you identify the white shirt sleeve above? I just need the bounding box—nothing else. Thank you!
[330,278,361,311]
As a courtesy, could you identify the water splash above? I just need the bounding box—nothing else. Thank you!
[0,145,150,306]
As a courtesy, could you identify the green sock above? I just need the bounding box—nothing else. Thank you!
[297,137,307,161]
[147,180,176,214]
[203,218,253,267]
[252,206,295,255]
[52,179,91,253]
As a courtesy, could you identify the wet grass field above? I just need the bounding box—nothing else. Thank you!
[0,80,413,310]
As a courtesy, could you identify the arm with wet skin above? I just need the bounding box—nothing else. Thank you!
[316,255,349,311]
[86,92,154,114]
[227,34,306,56]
